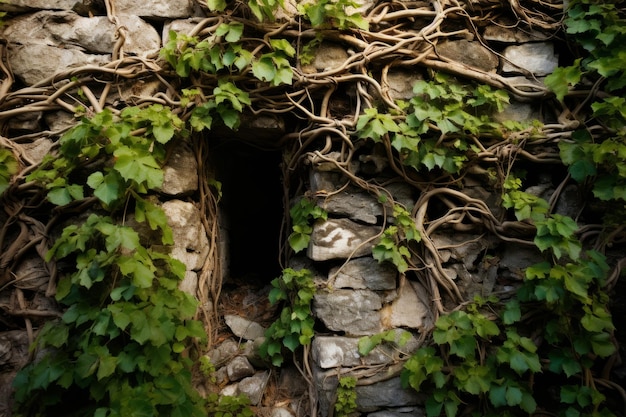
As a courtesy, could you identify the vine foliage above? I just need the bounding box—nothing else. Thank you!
[0,0,623,415]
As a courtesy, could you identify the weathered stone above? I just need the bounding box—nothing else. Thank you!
[356,377,424,412]
[161,200,210,271]
[311,336,360,369]
[270,407,296,417]
[308,219,379,261]
[313,289,383,335]
[309,170,347,193]
[0,0,77,12]
[226,356,255,381]
[220,383,238,397]
[483,25,551,43]
[367,407,426,417]
[179,270,198,296]
[317,183,414,225]
[20,138,54,165]
[436,39,499,72]
[224,315,266,341]
[430,233,490,269]
[502,43,558,76]
[386,70,423,101]
[206,338,239,367]
[237,371,270,405]
[318,188,382,224]
[7,111,41,132]
[330,257,397,290]
[44,111,77,132]
[163,18,204,43]
[312,330,420,369]
[160,142,198,195]
[381,280,433,331]
[6,43,109,85]
[2,12,160,57]
[115,0,194,18]
[301,42,349,74]
[493,100,541,123]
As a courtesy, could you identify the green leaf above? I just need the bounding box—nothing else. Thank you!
[47,186,74,206]
[288,231,310,253]
[544,60,583,102]
[252,57,277,82]
[589,332,616,357]
[502,299,521,324]
[206,0,227,11]
[270,38,296,57]
[97,354,118,380]
[489,384,507,408]
[113,146,164,189]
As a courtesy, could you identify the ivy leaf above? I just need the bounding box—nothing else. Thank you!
[47,187,73,206]
[270,38,296,57]
[190,103,215,132]
[97,354,118,380]
[502,299,521,324]
[76,352,99,378]
[283,333,300,352]
[288,231,310,253]
[489,384,507,408]
[88,171,123,206]
[206,0,227,11]
[113,146,164,189]
[589,332,616,357]
[252,56,277,83]
[544,60,583,102]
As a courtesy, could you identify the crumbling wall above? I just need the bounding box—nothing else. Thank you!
[0,0,595,416]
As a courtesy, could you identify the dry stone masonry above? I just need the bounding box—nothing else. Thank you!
[1,0,612,416]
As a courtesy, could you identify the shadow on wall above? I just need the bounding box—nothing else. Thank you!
[211,138,284,283]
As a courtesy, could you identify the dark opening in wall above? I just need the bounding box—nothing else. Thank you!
[211,139,284,283]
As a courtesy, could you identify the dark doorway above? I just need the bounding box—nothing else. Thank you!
[211,138,284,283]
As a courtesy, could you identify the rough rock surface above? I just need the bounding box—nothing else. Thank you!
[330,257,397,290]
[6,44,109,86]
[161,200,210,271]
[1,11,160,85]
[224,314,267,341]
[381,280,433,331]
[313,289,383,335]
[502,42,558,75]
[161,142,199,195]
[436,39,499,72]
[308,219,379,261]
[115,0,195,18]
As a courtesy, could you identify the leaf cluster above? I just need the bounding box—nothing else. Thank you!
[334,376,358,417]
[12,109,212,416]
[288,197,328,253]
[258,268,316,366]
[372,204,420,272]
[357,74,526,174]
[544,0,626,220]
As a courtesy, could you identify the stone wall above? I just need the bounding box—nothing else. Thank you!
[0,0,586,416]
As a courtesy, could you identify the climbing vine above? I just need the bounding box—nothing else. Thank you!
[0,0,623,415]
